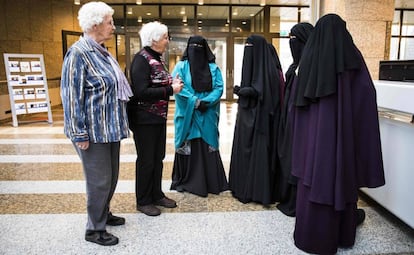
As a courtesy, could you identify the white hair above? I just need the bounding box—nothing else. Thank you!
[78,1,114,33]
[139,21,168,47]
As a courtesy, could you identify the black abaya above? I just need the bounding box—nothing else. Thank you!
[276,22,314,217]
[229,35,284,206]
[291,14,385,254]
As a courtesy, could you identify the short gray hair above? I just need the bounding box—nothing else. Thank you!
[78,1,114,33]
[139,21,168,47]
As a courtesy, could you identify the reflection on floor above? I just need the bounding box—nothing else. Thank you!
[0,102,413,255]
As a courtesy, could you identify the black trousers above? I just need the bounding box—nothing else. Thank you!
[130,123,166,206]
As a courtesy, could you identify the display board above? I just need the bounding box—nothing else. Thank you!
[3,53,53,127]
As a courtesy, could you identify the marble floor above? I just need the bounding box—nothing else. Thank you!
[0,102,413,255]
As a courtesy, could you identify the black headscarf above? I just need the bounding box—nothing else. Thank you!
[241,34,281,132]
[182,35,215,92]
[290,23,314,67]
[295,14,361,106]
[285,22,314,90]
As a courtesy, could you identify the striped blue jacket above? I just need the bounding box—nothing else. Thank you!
[60,36,129,143]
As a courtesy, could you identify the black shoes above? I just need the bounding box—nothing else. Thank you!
[85,230,118,246]
[357,208,366,226]
[106,212,125,226]
[137,204,161,216]
[154,197,177,208]
[137,197,177,216]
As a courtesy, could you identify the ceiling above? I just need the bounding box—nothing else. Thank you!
[100,0,413,21]
[100,0,414,8]
[103,0,310,5]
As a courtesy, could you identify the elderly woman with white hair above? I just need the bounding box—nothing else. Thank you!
[127,21,183,217]
[60,1,132,246]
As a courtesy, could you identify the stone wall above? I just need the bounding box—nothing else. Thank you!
[320,0,395,79]
[0,0,80,121]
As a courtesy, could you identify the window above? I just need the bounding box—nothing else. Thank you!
[391,9,414,60]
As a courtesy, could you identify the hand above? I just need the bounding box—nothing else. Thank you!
[238,87,258,98]
[76,141,89,150]
[233,85,240,95]
[197,101,209,113]
[172,74,183,94]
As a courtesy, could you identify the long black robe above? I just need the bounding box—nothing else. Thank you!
[276,23,314,217]
[292,14,385,254]
[229,35,283,206]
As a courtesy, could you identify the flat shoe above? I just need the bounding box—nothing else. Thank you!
[154,197,177,208]
[106,212,125,226]
[85,230,118,246]
[357,208,366,226]
[137,204,161,216]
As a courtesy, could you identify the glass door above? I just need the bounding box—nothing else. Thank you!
[168,35,228,99]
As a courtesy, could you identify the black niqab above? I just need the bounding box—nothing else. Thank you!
[243,35,280,127]
[285,23,314,93]
[182,35,215,92]
[289,22,314,66]
[295,14,361,106]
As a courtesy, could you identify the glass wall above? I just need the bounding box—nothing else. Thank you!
[231,6,264,32]
[110,3,309,99]
[391,9,414,60]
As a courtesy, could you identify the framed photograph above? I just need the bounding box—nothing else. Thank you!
[26,75,36,85]
[20,61,31,72]
[33,75,44,85]
[62,30,82,57]
[13,88,24,100]
[27,101,48,113]
[30,61,41,72]
[37,101,48,112]
[9,75,20,85]
[15,103,26,115]
[19,75,27,85]
[24,88,35,99]
[35,88,46,99]
[9,61,20,72]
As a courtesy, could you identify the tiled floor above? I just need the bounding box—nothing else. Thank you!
[0,102,413,255]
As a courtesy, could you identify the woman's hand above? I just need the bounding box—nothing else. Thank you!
[172,74,184,94]
[76,141,89,150]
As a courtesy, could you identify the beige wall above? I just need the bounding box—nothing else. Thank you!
[319,0,395,79]
[0,0,81,121]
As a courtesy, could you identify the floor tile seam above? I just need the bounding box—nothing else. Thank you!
[0,154,232,162]
[0,137,234,144]
[0,180,172,194]
[0,209,279,217]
